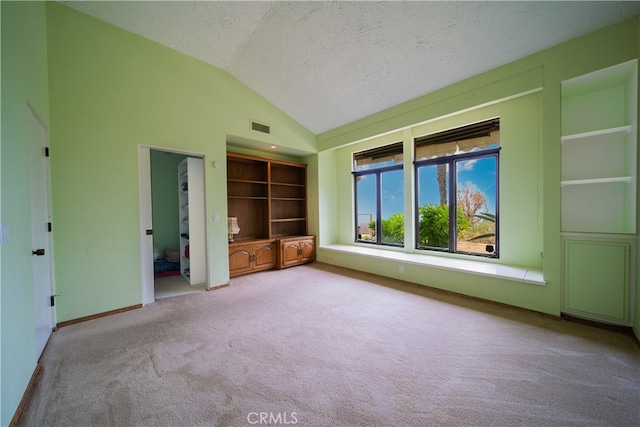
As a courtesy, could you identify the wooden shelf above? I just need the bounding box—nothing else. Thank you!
[228,196,268,200]
[271,182,305,187]
[227,178,268,185]
[227,152,313,275]
[227,151,309,240]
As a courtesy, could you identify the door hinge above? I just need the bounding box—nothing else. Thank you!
[45,147,50,157]
[50,294,58,307]
[48,222,52,232]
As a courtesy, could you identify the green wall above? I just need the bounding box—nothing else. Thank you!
[150,150,186,256]
[637,22,640,341]
[2,5,639,421]
[1,2,51,424]
[317,17,640,326]
[45,2,316,322]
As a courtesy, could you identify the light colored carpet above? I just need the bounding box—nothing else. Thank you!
[154,274,206,300]
[19,263,640,426]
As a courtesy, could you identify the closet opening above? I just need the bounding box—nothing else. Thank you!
[139,147,208,303]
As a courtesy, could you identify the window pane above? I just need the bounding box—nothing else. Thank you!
[380,170,404,245]
[456,156,497,255]
[356,174,376,241]
[417,164,450,248]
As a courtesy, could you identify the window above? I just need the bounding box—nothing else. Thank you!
[353,142,404,246]
[415,119,500,257]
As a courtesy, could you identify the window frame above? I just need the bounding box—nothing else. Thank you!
[414,147,500,258]
[353,163,404,247]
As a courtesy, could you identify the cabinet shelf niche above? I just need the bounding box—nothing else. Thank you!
[560,59,637,234]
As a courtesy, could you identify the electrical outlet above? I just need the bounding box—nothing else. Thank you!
[213,213,220,222]
[398,265,404,273]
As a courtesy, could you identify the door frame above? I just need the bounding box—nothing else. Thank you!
[138,145,210,305]
[27,103,55,356]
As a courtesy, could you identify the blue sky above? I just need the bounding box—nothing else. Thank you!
[357,156,496,223]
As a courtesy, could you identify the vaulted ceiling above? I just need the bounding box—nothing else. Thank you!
[60,1,640,135]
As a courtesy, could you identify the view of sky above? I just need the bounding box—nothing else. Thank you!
[356,155,497,227]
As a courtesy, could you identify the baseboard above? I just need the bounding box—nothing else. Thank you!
[208,283,229,291]
[56,304,142,328]
[560,313,634,334]
[9,363,41,427]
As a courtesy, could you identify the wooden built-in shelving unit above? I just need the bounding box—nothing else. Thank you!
[227,152,315,277]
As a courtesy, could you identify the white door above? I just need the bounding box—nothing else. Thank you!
[139,146,155,305]
[28,106,54,358]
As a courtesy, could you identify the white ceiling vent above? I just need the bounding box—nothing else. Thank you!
[251,121,270,134]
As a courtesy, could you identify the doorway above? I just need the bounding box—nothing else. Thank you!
[138,146,208,304]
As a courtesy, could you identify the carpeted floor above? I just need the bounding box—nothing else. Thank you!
[19,263,640,426]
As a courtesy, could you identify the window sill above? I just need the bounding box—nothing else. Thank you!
[319,244,546,286]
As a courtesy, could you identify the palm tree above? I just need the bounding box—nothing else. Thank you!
[437,164,447,205]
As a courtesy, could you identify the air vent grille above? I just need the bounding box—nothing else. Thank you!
[251,122,270,134]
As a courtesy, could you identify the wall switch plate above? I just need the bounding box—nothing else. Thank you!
[1,224,8,244]
[213,213,220,222]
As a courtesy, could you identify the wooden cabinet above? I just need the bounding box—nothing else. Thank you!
[227,152,314,276]
[278,236,316,269]
[228,239,277,277]
[178,158,205,285]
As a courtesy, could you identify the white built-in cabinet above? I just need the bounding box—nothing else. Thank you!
[178,157,206,285]
[561,60,637,325]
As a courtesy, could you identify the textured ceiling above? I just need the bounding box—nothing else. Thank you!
[60,1,640,135]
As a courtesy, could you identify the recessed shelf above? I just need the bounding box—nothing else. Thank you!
[560,59,637,235]
[561,125,631,142]
[561,176,632,186]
